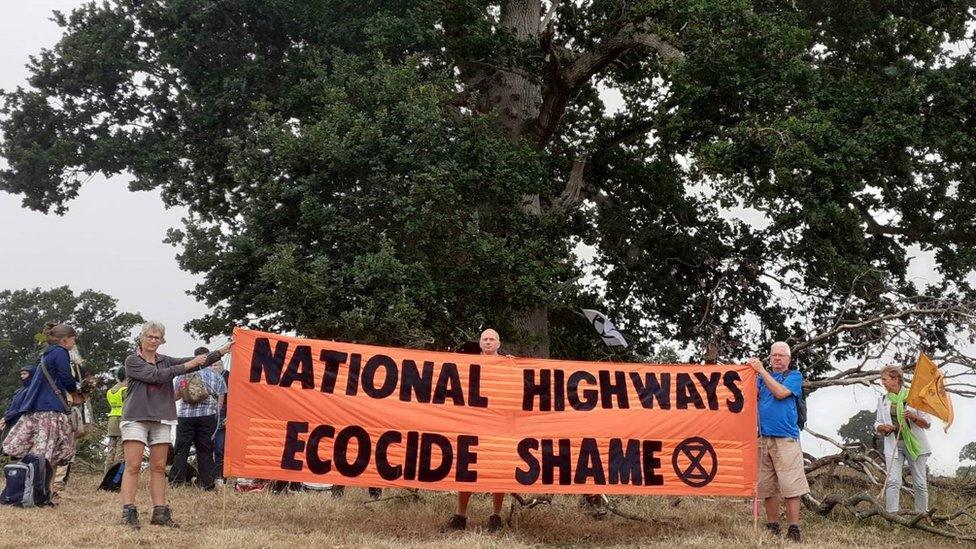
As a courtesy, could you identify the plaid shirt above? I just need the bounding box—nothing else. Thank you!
[173,367,227,418]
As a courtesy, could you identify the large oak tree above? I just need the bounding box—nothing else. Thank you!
[2,1,975,376]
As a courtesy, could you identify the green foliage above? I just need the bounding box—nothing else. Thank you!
[0,287,143,412]
[961,441,976,463]
[74,420,109,470]
[838,409,878,449]
[2,2,975,368]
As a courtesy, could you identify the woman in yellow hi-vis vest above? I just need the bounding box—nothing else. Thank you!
[105,367,128,472]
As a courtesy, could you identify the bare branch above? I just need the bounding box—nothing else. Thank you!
[793,307,956,355]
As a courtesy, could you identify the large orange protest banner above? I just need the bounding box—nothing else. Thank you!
[225,327,759,496]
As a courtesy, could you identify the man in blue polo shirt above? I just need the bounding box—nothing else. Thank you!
[749,341,809,543]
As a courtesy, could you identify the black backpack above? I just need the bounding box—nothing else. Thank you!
[795,390,807,431]
[1,454,53,507]
[98,461,125,492]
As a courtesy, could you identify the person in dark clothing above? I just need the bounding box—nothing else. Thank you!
[2,323,80,497]
[168,346,227,491]
[210,357,230,482]
[1,367,33,439]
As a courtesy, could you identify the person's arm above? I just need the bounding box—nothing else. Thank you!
[874,396,894,434]
[50,348,78,393]
[748,358,792,399]
[125,354,195,384]
[163,348,227,370]
[161,354,207,370]
[4,388,26,421]
[905,407,931,429]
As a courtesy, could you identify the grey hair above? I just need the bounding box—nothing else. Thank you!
[770,341,791,356]
[138,321,167,345]
[880,364,904,384]
[68,347,85,365]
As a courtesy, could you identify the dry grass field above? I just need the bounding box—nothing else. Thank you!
[0,471,973,548]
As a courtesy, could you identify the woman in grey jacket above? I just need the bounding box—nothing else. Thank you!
[874,365,931,514]
[119,321,231,529]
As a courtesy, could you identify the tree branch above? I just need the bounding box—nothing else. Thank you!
[792,307,955,355]
[850,197,976,244]
[535,22,684,146]
[546,156,586,216]
[804,492,976,541]
[564,27,684,88]
[539,0,560,33]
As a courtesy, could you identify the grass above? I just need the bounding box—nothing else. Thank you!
[0,471,973,548]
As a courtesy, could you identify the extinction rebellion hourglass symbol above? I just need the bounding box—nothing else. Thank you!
[671,437,718,487]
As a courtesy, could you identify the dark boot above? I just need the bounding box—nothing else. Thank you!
[368,487,382,500]
[150,505,179,528]
[765,522,781,536]
[486,513,503,533]
[786,524,801,542]
[121,505,140,530]
[441,514,467,532]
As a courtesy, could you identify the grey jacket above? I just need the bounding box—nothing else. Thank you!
[122,350,223,422]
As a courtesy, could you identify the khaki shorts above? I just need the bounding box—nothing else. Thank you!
[758,436,810,499]
[120,420,172,446]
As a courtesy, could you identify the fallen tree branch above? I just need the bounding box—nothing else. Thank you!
[931,502,976,526]
[506,493,553,528]
[803,492,976,541]
[602,495,676,528]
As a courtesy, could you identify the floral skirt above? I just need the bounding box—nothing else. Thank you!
[2,411,76,466]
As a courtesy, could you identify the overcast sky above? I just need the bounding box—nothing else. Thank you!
[1,1,973,473]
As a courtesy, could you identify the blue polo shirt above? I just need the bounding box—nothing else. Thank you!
[757,369,803,439]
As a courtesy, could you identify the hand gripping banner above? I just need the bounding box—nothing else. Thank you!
[225,328,759,496]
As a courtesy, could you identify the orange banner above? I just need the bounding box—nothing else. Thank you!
[225,328,758,496]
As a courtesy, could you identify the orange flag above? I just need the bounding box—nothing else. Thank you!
[907,353,954,432]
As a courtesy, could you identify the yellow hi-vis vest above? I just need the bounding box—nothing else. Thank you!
[106,384,127,417]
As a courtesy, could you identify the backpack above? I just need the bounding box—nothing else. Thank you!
[179,372,209,404]
[1,454,53,507]
[98,461,125,492]
[795,390,807,431]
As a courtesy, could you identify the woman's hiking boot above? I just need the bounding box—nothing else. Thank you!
[121,505,140,530]
[786,524,801,542]
[150,505,179,528]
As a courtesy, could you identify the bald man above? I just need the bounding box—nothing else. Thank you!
[443,328,506,533]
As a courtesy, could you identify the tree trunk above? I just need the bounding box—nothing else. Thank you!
[491,0,550,358]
